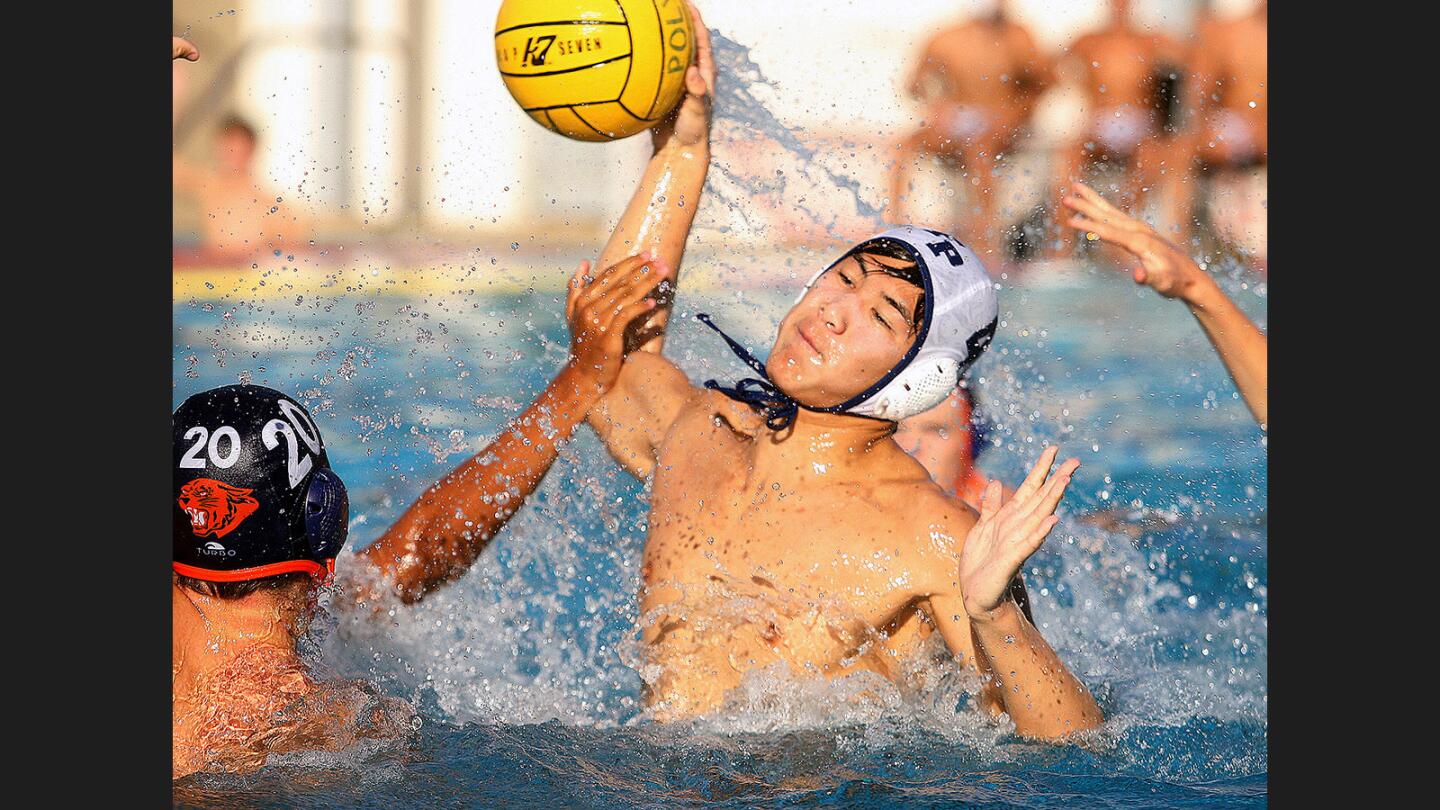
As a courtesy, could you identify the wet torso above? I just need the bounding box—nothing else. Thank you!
[637,393,979,719]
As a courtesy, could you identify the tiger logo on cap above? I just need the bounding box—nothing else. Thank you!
[177,478,260,539]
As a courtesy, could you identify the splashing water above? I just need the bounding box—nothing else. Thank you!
[174,29,1265,810]
[702,33,885,243]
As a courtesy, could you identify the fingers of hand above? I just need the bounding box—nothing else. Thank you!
[1066,213,1115,243]
[1013,445,1060,502]
[607,262,670,314]
[173,36,199,60]
[689,3,714,75]
[608,297,659,340]
[566,260,592,320]
[1070,182,1136,231]
[579,253,652,308]
[1019,515,1061,557]
[578,256,669,330]
[1072,182,1120,217]
[1061,192,1102,221]
[685,65,708,99]
[978,479,1003,522]
[1032,458,1078,520]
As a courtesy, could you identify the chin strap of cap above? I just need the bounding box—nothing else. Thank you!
[696,313,803,431]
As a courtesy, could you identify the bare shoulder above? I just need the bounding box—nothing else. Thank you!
[888,477,979,555]
[664,387,763,444]
[175,647,415,777]
[915,482,979,535]
[625,350,692,391]
[882,480,977,598]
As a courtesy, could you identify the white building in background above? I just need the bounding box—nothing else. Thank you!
[188,0,1214,242]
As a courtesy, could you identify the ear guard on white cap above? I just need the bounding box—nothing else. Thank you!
[698,226,998,430]
[796,226,999,422]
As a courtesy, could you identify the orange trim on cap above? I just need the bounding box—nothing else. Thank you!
[173,558,334,583]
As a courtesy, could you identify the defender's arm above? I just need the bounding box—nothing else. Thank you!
[358,256,670,604]
[927,448,1103,739]
[585,2,716,476]
[1062,182,1267,427]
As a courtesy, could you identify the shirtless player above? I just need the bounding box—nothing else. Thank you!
[585,7,1101,737]
[1174,0,1268,258]
[890,0,1052,260]
[1048,0,1185,257]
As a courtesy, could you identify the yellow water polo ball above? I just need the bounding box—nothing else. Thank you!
[494,0,695,142]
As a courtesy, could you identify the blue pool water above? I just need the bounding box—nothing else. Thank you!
[172,252,1266,807]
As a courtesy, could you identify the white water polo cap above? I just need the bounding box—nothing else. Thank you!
[797,226,999,421]
[697,226,998,429]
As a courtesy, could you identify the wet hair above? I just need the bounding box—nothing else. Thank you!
[175,571,311,600]
[218,114,258,143]
[850,241,927,331]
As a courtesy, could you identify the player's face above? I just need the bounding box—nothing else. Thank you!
[766,254,924,409]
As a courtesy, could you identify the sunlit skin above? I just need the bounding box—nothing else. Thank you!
[1048,0,1187,256]
[586,3,1101,738]
[1168,0,1267,240]
[1061,181,1266,427]
[170,252,672,778]
[889,0,1053,259]
[172,36,198,61]
[171,11,702,778]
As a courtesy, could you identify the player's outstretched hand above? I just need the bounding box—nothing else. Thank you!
[566,253,672,393]
[173,36,199,61]
[1062,182,1207,301]
[959,446,1078,622]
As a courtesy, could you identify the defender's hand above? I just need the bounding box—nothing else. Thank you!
[1062,182,1206,301]
[651,2,715,151]
[173,36,199,61]
[959,446,1078,622]
[565,253,672,393]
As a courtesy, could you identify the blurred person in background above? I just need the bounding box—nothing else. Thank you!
[1186,0,1266,174]
[1061,181,1265,427]
[889,0,1052,261]
[1046,0,1185,260]
[172,112,319,266]
[893,384,998,509]
[1175,0,1267,264]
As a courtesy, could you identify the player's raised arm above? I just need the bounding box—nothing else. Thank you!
[1062,182,1267,427]
[595,0,714,355]
[357,255,672,604]
[585,2,719,479]
[927,447,1104,740]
